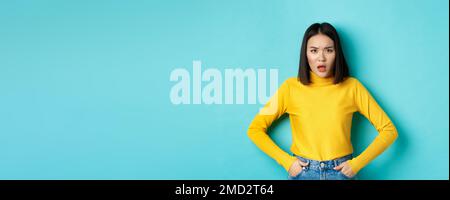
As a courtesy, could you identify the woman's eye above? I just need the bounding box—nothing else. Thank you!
[310,49,317,53]
[327,49,334,53]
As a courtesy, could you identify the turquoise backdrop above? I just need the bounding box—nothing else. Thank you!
[0,0,448,180]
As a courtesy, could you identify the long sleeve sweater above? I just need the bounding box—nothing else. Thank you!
[247,71,398,174]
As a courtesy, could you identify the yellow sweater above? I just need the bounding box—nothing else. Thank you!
[247,71,398,174]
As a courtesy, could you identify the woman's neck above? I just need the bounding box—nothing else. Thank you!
[309,71,334,86]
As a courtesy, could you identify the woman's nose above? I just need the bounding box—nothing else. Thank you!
[318,52,326,61]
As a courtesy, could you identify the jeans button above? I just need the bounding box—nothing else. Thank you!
[320,163,325,168]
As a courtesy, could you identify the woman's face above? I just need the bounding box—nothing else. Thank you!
[306,34,336,78]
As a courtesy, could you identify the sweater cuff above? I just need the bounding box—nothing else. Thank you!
[347,159,363,174]
[282,155,298,172]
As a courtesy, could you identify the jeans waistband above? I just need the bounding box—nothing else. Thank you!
[293,154,353,170]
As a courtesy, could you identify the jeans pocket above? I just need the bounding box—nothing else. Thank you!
[288,167,306,180]
[338,171,352,180]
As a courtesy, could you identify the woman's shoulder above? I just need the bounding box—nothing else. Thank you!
[284,77,299,84]
[342,76,368,91]
[281,77,300,88]
[343,76,362,85]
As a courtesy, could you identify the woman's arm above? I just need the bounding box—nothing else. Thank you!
[349,79,399,174]
[247,80,297,172]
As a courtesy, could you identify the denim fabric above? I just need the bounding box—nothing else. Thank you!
[287,154,357,180]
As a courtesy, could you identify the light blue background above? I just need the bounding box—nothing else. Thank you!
[0,0,448,180]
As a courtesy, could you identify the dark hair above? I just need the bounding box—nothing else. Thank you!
[298,22,349,85]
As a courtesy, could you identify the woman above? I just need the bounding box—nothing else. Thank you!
[247,22,398,180]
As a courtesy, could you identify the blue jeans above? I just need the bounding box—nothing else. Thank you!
[287,154,356,180]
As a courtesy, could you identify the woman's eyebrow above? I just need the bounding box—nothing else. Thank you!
[308,46,334,49]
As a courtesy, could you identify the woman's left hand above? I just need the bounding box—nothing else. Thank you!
[333,161,356,178]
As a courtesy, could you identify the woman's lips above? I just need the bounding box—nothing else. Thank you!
[317,65,326,72]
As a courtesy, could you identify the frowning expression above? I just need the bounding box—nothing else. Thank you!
[307,34,336,78]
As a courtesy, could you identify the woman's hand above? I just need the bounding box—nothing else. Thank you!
[288,159,309,177]
[333,161,356,178]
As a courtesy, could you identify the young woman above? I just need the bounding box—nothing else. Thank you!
[247,22,398,180]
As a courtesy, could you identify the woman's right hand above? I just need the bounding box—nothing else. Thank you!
[288,159,309,177]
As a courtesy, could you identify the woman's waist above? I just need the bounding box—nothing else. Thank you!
[292,153,353,170]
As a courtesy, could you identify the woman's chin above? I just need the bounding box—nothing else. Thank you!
[314,71,330,78]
